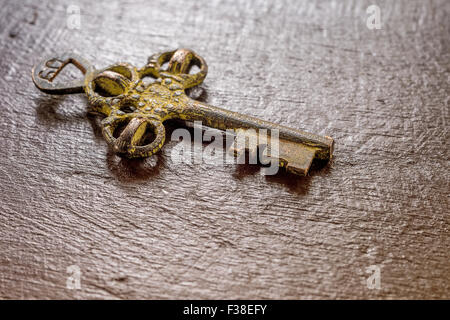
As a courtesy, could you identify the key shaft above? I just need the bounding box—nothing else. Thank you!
[180,99,334,161]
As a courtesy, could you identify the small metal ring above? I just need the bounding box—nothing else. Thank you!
[145,49,208,89]
[85,63,139,102]
[101,114,166,158]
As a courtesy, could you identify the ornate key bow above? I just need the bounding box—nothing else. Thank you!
[32,49,333,175]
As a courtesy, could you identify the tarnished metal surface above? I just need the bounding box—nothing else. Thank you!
[32,49,333,175]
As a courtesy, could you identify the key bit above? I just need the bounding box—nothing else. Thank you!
[230,128,328,176]
[32,48,334,176]
[265,139,318,176]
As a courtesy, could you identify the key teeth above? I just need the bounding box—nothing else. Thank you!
[263,139,317,176]
[229,129,318,176]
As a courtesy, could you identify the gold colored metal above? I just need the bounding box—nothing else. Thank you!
[32,49,334,175]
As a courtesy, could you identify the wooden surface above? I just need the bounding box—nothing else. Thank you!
[0,0,449,299]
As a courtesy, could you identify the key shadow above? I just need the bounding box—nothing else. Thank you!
[271,158,333,194]
[105,150,165,182]
[232,157,332,195]
[34,95,86,126]
[35,93,332,191]
[34,95,166,182]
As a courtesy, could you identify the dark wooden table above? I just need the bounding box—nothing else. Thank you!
[0,0,448,299]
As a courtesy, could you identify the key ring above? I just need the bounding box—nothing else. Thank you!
[32,52,93,94]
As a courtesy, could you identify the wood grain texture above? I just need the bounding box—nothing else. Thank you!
[0,0,448,299]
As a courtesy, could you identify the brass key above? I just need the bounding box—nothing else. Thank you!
[32,49,333,176]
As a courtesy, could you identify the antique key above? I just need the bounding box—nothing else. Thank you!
[32,49,333,175]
